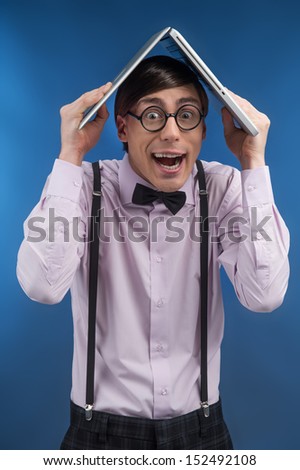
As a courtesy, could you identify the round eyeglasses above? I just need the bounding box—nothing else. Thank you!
[126,104,204,132]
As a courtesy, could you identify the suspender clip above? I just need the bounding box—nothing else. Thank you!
[85,404,94,421]
[201,401,210,418]
[93,190,102,197]
[199,189,208,196]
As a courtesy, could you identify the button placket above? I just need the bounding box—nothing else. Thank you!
[149,209,171,417]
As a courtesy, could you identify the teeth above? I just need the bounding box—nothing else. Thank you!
[158,158,181,170]
[153,153,183,159]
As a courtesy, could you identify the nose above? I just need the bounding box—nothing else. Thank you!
[159,115,181,141]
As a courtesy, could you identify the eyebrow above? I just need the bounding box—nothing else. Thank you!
[137,96,202,107]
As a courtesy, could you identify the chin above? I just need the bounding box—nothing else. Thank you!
[154,175,186,193]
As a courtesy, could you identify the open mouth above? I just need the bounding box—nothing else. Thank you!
[152,153,185,171]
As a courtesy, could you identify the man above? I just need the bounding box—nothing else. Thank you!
[17,56,290,450]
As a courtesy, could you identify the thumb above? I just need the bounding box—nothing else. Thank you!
[221,107,236,137]
[94,102,110,123]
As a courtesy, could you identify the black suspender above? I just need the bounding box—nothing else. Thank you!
[196,159,210,417]
[85,159,209,421]
[85,162,102,421]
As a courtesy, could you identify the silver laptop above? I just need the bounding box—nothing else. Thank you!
[79,27,258,136]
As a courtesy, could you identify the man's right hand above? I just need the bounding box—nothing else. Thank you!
[58,82,112,166]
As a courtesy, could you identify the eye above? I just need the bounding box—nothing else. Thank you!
[146,112,161,120]
[178,109,194,120]
[143,107,164,121]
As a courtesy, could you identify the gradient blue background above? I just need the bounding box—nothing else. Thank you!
[1,0,299,450]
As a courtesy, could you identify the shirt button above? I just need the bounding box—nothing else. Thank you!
[247,185,256,192]
[73,180,80,187]
[156,343,163,352]
[157,298,164,308]
[161,388,168,396]
[156,256,162,263]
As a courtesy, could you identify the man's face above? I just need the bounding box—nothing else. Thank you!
[116,85,206,192]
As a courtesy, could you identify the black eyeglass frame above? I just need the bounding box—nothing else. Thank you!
[126,104,204,132]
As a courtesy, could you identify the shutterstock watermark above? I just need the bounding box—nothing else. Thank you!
[26,207,273,244]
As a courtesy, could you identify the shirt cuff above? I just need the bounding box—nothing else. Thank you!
[46,158,84,203]
[241,166,275,207]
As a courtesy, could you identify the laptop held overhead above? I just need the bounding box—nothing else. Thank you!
[79,27,258,136]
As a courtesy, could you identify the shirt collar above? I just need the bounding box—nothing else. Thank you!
[119,153,196,207]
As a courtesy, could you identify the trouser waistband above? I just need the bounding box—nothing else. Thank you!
[69,400,224,444]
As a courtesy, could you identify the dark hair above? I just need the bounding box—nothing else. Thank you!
[114,55,208,151]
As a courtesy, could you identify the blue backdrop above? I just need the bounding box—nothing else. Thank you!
[1,0,299,450]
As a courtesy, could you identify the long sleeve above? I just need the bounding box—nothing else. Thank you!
[217,165,290,312]
[16,159,88,304]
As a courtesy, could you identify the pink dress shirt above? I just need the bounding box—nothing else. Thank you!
[17,154,290,419]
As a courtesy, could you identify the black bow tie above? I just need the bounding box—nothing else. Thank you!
[132,183,186,215]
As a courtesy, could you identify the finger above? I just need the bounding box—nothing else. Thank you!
[224,87,258,115]
[225,88,270,134]
[225,87,246,102]
[72,82,112,115]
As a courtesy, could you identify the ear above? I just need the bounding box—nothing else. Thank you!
[116,115,128,143]
[201,121,207,140]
